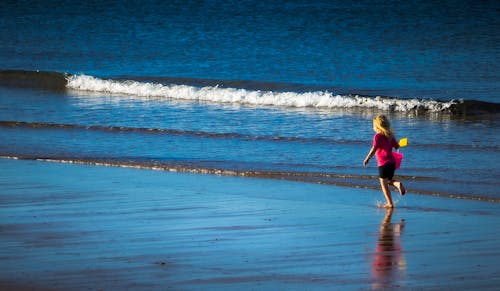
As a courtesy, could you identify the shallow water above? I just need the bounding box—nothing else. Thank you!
[1,82,499,201]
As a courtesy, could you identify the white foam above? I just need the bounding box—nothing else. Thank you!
[66,74,457,112]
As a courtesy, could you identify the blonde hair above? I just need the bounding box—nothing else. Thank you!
[373,115,394,139]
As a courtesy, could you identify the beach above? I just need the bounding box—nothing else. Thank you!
[1,2,499,289]
[1,158,499,290]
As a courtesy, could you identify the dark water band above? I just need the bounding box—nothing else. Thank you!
[2,120,498,151]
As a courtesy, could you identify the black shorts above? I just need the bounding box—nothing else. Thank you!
[378,163,396,179]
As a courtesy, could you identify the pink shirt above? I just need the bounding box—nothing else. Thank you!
[373,133,399,166]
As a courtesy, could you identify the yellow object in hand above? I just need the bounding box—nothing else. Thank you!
[399,137,408,147]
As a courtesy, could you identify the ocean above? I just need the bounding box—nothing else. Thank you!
[1,0,499,202]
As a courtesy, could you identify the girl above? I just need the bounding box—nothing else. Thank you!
[364,115,406,208]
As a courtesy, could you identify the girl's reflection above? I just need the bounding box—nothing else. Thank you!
[372,208,406,289]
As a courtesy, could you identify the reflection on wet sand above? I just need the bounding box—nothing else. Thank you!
[372,208,406,289]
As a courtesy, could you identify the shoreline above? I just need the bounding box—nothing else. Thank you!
[1,158,499,290]
[2,156,498,204]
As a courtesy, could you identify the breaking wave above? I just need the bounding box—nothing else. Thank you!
[1,70,498,115]
[66,74,457,112]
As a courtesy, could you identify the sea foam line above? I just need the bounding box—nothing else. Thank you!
[2,155,498,203]
[66,74,457,112]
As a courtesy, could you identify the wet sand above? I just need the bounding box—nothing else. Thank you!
[1,158,499,290]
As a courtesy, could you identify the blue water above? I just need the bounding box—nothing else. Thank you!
[2,0,499,101]
[0,1,499,202]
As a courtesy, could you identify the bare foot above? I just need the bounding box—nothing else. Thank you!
[379,203,394,209]
[395,181,406,196]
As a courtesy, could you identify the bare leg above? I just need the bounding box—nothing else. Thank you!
[379,178,394,208]
[389,180,406,196]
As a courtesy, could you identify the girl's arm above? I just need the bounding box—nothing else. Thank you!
[364,146,376,167]
[393,137,400,150]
